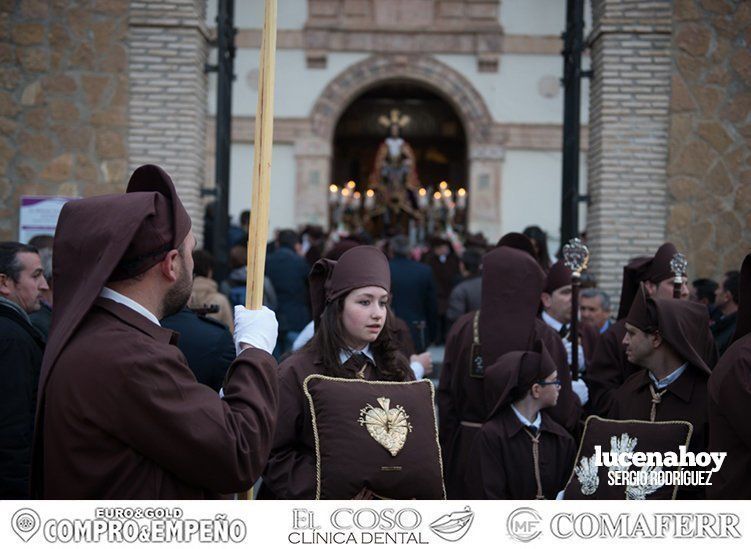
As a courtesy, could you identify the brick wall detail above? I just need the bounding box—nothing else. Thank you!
[586,0,674,309]
[128,0,209,245]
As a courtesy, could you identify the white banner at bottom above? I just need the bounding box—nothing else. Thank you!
[1,500,748,548]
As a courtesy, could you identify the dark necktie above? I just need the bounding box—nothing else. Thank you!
[343,352,372,378]
[558,324,569,339]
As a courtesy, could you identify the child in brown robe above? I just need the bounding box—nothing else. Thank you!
[466,344,576,499]
[260,245,424,499]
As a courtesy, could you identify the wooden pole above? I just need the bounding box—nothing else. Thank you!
[240,0,276,502]
[246,0,277,310]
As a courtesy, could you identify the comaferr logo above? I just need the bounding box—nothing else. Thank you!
[429,506,475,542]
[507,507,542,542]
[550,513,741,539]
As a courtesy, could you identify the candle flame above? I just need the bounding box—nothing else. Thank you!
[347,180,356,189]
[366,189,375,197]
[329,184,338,193]
[354,191,361,199]
[443,189,452,197]
[439,181,448,190]
[419,188,427,196]
[458,188,466,197]
[433,191,442,200]
[342,188,351,197]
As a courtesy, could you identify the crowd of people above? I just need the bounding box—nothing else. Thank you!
[1,164,749,501]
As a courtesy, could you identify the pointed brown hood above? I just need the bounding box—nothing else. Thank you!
[309,245,390,328]
[617,243,680,320]
[544,260,573,294]
[496,232,536,258]
[479,246,545,366]
[652,296,712,375]
[484,341,557,420]
[626,288,712,375]
[41,164,191,383]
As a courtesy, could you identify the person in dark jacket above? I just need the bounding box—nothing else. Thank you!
[446,247,483,327]
[161,307,235,393]
[711,270,739,356]
[265,230,311,355]
[422,236,461,343]
[388,235,438,352]
[0,242,48,498]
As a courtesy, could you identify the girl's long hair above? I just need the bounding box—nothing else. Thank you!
[303,294,412,381]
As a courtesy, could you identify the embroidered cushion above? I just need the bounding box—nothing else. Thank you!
[563,415,693,500]
[303,375,446,499]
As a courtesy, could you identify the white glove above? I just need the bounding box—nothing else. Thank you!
[571,378,589,406]
[233,305,278,356]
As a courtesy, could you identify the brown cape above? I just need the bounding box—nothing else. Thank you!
[707,253,751,499]
[36,299,278,498]
[437,248,581,499]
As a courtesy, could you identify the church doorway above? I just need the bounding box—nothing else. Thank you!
[330,80,468,239]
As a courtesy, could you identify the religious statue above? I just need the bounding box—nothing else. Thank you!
[366,109,422,236]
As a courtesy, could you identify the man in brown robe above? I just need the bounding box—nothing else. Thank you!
[541,260,599,369]
[31,165,280,499]
[610,286,712,497]
[587,243,717,416]
[465,344,576,499]
[438,244,580,499]
[708,253,751,499]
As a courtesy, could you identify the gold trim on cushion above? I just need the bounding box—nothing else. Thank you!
[564,415,694,500]
[303,374,447,500]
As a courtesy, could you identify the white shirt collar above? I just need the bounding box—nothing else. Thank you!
[338,345,375,366]
[649,363,688,390]
[511,404,542,430]
[100,287,160,326]
[599,318,611,334]
[542,310,564,332]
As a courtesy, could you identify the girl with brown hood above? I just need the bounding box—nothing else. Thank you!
[260,245,426,499]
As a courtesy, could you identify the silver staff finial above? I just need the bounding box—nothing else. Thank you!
[562,237,590,276]
[670,252,688,279]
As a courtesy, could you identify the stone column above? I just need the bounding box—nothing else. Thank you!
[666,0,751,278]
[586,0,673,308]
[467,143,505,242]
[294,137,331,227]
[128,0,209,244]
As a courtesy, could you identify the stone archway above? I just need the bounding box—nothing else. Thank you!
[294,54,504,238]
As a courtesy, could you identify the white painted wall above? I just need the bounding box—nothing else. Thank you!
[229,143,297,233]
[500,151,588,254]
[436,53,589,124]
[208,50,369,118]
[206,0,307,29]
[500,0,593,36]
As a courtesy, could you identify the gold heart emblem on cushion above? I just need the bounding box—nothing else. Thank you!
[358,397,413,457]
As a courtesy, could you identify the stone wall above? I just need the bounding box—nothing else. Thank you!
[0,0,130,241]
[128,0,209,245]
[666,0,751,279]
[586,0,674,308]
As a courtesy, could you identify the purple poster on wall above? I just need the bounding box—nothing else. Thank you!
[19,195,77,243]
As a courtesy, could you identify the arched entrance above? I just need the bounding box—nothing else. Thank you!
[331,81,468,237]
[295,55,505,240]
